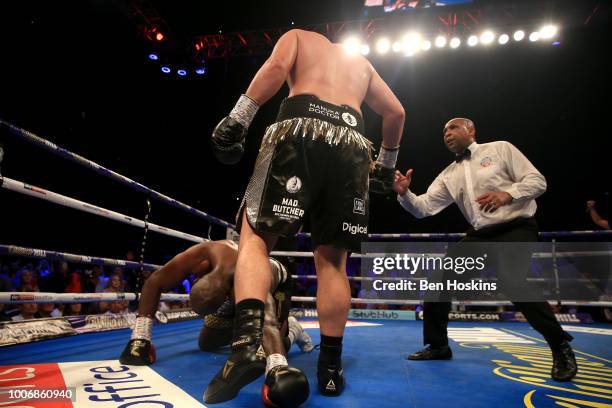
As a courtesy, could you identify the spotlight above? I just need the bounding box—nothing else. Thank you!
[513,30,525,41]
[360,44,370,55]
[529,31,540,42]
[155,32,164,41]
[376,38,391,54]
[343,37,361,54]
[177,69,187,76]
[195,67,206,75]
[421,40,432,51]
[161,66,171,74]
[480,31,495,45]
[434,36,446,48]
[552,41,561,46]
[467,35,478,47]
[498,34,510,45]
[392,41,403,53]
[540,25,558,39]
[450,37,461,49]
[402,32,422,54]
[148,53,159,60]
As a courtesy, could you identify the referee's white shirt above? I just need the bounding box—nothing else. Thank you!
[397,141,546,230]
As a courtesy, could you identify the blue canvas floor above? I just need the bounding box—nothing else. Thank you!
[1,320,611,407]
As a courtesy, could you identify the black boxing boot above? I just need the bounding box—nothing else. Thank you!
[317,335,345,397]
[199,298,235,351]
[204,299,266,404]
[262,362,309,407]
[551,341,577,382]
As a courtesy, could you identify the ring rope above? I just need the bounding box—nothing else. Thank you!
[1,176,206,243]
[2,244,610,306]
[2,292,610,307]
[135,198,152,302]
[3,120,611,241]
[0,118,233,228]
[297,230,612,240]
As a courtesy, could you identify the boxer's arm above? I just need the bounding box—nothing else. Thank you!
[245,30,298,105]
[138,243,210,316]
[364,66,405,149]
[589,207,611,230]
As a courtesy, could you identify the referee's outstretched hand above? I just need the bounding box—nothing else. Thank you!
[393,169,413,196]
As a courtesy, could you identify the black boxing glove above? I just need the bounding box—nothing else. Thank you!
[369,162,395,194]
[119,338,156,366]
[211,94,259,165]
[369,144,400,195]
[211,117,246,164]
[262,365,309,408]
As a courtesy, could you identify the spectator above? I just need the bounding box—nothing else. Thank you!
[65,270,83,293]
[64,303,83,316]
[12,303,38,321]
[35,303,63,318]
[99,271,128,314]
[16,267,39,292]
[587,200,610,230]
[82,265,100,293]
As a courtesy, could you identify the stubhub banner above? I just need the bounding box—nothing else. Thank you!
[0,360,205,407]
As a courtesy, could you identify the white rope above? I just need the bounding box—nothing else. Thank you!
[1,176,206,243]
[3,292,609,307]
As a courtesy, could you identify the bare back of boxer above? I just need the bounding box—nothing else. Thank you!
[286,32,371,114]
[245,29,403,135]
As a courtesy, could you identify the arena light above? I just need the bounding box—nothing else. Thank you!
[343,37,361,55]
[177,69,187,76]
[155,32,164,42]
[148,53,159,61]
[480,31,495,45]
[402,32,422,54]
[421,40,432,51]
[392,41,403,53]
[513,30,525,41]
[467,35,478,47]
[498,34,510,45]
[529,31,540,42]
[195,67,206,75]
[449,37,461,49]
[539,25,558,39]
[376,38,391,54]
[434,36,446,48]
[360,44,370,55]
[161,66,171,74]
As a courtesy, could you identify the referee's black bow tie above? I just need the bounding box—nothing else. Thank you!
[455,148,471,163]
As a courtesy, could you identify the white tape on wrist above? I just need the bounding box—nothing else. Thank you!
[229,94,260,128]
[377,145,399,168]
[266,353,288,374]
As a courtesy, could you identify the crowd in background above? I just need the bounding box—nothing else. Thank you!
[0,250,190,321]
[2,221,611,322]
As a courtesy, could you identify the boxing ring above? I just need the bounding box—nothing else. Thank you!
[1,120,612,407]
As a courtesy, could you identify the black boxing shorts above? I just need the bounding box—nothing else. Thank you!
[237,94,372,253]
